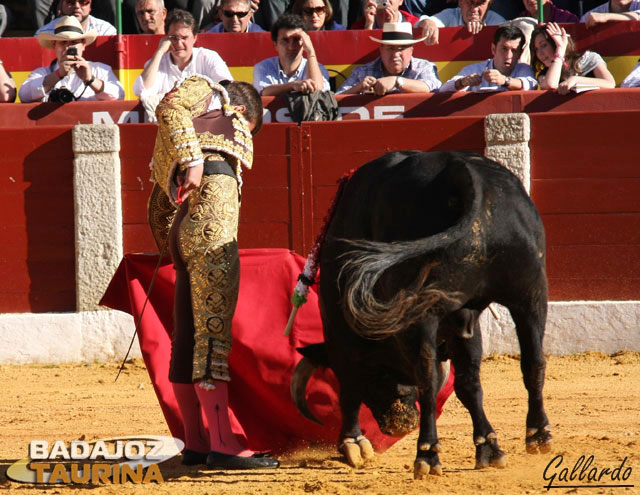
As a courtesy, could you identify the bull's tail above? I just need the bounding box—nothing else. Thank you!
[338,158,484,340]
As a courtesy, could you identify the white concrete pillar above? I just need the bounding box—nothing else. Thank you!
[72,124,123,312]
[484,113,531,193]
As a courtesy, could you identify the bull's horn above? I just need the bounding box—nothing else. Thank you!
[290,357,323,425]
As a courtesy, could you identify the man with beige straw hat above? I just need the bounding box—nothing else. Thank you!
[19,15,124,103]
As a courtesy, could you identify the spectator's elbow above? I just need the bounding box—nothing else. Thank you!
[539,80,557,90]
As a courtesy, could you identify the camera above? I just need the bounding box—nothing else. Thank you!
[376,0,388,8]
[67,46,78,56]
[48,87,76,103]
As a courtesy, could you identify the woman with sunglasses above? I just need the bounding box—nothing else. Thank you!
[291,0,345,30]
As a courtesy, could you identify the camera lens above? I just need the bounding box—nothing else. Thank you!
[49,87,75,103]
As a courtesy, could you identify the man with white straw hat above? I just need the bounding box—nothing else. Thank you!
[337,22,441,95]
[35,0,117,36]
[19,16,124,103]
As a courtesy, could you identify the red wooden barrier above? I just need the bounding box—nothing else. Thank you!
[1,126,76,312]
[2,111,639,313]
[3,89,640,127]
[530,110,640,301]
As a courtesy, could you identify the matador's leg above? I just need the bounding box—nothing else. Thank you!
[179,172,240,386]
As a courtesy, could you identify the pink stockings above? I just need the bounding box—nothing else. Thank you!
[172,381,252,457]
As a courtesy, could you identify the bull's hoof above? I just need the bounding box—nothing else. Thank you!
[474,433,506,469]
[339,435,375,468]
[526,426,553,454]
[413,459,443,480]
[413,445,443,480]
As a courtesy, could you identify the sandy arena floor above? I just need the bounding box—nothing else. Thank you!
[1,351,638,494]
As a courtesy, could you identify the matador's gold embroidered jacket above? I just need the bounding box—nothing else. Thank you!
[150,76,254,206]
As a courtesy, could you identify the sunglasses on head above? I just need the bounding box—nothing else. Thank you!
[302,5,326,15]
[222,10,250,18]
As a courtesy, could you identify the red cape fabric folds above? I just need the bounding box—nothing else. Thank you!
[101,249,454,454]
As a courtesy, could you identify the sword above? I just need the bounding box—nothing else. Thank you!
[114,185,184,382]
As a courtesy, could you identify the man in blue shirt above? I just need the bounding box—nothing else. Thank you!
[337,22,441,95]
[253,13,330,96]
[439,24,537,92]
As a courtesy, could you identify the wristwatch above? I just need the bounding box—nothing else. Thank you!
[502,76,511,88]
[395,76,405,90]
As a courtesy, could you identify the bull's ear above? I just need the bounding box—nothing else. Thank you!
[296,343,330,367]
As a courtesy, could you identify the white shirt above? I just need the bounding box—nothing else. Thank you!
[580,1,640,22]
[418,7,506,27]
[439,59,537,93]
[35,15,117,36]
[19,60,124,102]
[621,60,640,87]
[133,47,233,99]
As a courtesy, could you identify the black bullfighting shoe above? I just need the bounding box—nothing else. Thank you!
[206,451,280,470]
[181,449,209,466]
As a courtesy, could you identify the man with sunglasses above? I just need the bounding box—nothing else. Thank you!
[134,9,233,119]
[207,0,265,32]
[35,0,117,36]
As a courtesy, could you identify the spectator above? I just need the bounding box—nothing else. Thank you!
[351,0,420,29]
[133,9,232,117]
[521,0,579,21]
[36,0,117,36]
[337,22,441,94]
[417,0,505,45]
[290,0,346,30]
[531,22,615,93]
[0,59,16,102]
[253,14,330,96]
[20,16,124,102]
[581,0,640,27]
[440,24,537,92]
[206,0,265,32]
[621,59,640,87]
[136,0,167,34]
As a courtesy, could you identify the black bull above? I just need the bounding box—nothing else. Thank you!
[291,150,552,479]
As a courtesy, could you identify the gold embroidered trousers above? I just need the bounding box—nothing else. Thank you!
[167,170,240,385]
[148,182,177,252]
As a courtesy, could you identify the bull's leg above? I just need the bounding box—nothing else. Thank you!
[414,318,444,480]
[509,296,552,454]
[335,372,375,467]
[448,324,506,469]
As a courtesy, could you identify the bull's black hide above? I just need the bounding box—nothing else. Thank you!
[292,150,552,479]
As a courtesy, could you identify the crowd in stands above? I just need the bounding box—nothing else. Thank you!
[0,0,639,104]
